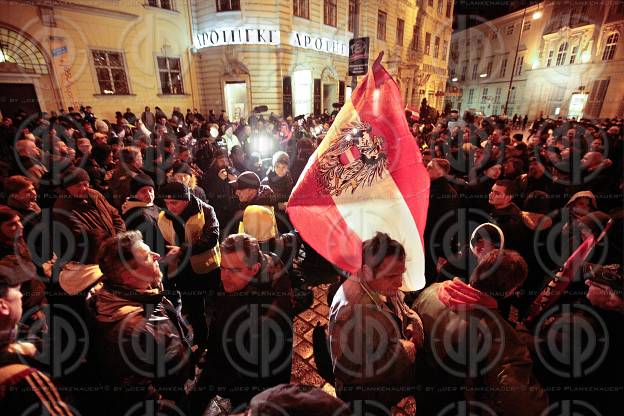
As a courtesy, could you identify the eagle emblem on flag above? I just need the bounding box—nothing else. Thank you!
[316,121,387,196]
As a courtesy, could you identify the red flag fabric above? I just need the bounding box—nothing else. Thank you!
[287,53,430,290]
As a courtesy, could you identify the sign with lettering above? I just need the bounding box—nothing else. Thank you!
[194,27,280,49]
[348,37,369,76]
[290,32,349,57]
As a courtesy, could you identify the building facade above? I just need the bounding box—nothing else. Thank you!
[448,0,624,120]
[0,0,199,120]
[191,0,454,119]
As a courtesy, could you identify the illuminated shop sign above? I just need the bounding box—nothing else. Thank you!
[194,27,280,48]
[193,28,348,57]
[290,32,349,57]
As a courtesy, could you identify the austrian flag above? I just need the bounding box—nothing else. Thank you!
[287,53,430,290]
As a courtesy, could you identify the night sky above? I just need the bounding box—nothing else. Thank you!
[453,0,529,30]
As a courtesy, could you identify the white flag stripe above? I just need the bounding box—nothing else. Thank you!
[332,170,425,291]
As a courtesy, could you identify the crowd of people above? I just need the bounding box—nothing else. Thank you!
[0,103,622,415]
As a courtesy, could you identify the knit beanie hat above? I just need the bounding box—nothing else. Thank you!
[130,173,155,196]
[159,181,190,201]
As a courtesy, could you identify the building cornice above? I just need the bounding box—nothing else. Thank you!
[43,1,139,21]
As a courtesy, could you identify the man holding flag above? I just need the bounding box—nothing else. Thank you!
[287,52,430,292]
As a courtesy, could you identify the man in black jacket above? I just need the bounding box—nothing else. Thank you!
[87,231,192,415]
[488,179,529,256]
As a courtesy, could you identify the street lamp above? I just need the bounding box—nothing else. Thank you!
[479,73,488,78]
[503,2,542,116]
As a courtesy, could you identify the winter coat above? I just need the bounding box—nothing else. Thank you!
[157,195,220,275]
[87,283,193,414]
[122,199,166,255]
[489,203,530,255]
[53,188,125,263]
[261,170,293,203]
[328,279,423,407]
[201,252,294,408]
[412,279,548,416]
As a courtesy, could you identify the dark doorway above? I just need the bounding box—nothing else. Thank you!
[0,83,41,118]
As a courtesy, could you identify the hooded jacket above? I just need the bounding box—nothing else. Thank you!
[413,279,548,416]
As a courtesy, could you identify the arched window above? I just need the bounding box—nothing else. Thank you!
[556,42,568,66]
[0,27,49,74]
[602,32,619,61]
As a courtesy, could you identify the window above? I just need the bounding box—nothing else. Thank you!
[424,32,431,55]
[472,63,478,80]
[446,0,452,18]
[377,10,387,40]
[428,0,434,6]
[158,57,184,95]
[293,0,309,19]
[494,87,501,104]
[437,0,443,14]
[92,50,129,95]
[570,46,578,64]
[602,33,619,61]
[460,63,467,81]
[523,21,531,31]
[433,36,440,58]
[324,0,337,27]
[482,88,488,103]
[506,24,514,36]
[442,40,448,59]
[411,25,420,50]
[216,0,240,12]
[348,0,356,32]
[486,60,493,76]
[546,49,554,67]
[468,88,474,103]
[516,56,524,75]
[499,58,507,77]
[556,42,568,66]
[148,0,173,9]
[396,18,404,46]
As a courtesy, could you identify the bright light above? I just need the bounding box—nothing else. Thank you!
[554,107,560,115]
[451,77,458,82]
[479,73,487,78]
[581,50,591,63]
[532,10,542,20]
[0,50,5,63]
[532,58,540,69]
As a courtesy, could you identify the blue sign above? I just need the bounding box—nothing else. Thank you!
[52,46,68,57]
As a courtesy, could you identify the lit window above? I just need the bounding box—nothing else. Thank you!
[348,0,356,32]
[411,25,420,51]
[396,18,404,46]
[570,46,578,64]
[499,58,507,77]
[148,0,174,10]
[425,32,431,55]
[377,10,387,41]
[216,0,239,12]
[506,24,514,35]
[92,50,129,95]
[158,57,184,95]
[293,0,309,19]
[556,42,568,66]
[547,49,554,67]
[324,0,337,27]
[515,56,524,75]
[602,33,619,61]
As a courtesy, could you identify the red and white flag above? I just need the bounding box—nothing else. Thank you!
[287,53,430,290]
